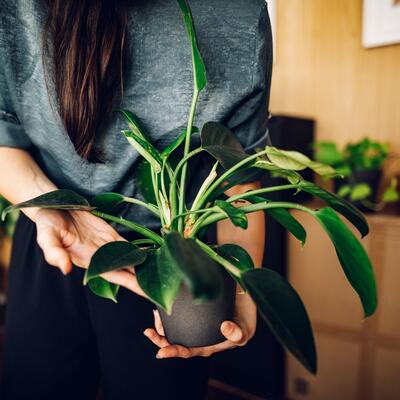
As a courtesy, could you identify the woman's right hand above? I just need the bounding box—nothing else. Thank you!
[34,208,147,297]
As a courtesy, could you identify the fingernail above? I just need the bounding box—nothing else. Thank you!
[231,329,243,342]
[156,353,163,359]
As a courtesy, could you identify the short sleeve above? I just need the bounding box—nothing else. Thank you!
[0,55,32,149]
[226,3,273,154]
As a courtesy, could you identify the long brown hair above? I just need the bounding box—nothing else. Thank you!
[43,1,129,161]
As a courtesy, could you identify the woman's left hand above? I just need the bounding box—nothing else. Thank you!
[143,287,257,358]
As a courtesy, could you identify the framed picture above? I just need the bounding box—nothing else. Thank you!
[363,0,400,48]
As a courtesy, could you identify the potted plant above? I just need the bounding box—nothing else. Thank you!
[3,0,377,375]
[315,138,399,211]
[0,196,18,311]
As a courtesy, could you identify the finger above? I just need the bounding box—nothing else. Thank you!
[37,229,73,275]
[153,309,165,336]
[143,328,170,348]
[220,321,246,345]
[156,344,192,359]
[102,269,148,298]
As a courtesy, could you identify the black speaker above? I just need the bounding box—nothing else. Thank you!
[210,115,315,400]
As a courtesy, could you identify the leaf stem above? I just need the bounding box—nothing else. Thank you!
[226,184,300,203]
[123,197,160,216]
[178,89,200,232]
[192,149,269,211]
[196,239,241,278]
[91,210,164,246]
[190,201,315,237]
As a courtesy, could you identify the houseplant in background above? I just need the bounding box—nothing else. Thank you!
[0,196,18,312]
[315,138,399,211]
[3,0,377,374]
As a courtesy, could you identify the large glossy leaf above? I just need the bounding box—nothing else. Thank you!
[2,189,92,220]
[201,122,249,169]
[87,278,120,303]
[218,244,254,287]
[218,244,254,272]
[164,232,223,300]
[314,207,377,317]
[242,268,317,374]
[298,181,369,237]
[90,192,125,214]
[265,146,337,178]
[176,0,207,92]
[84,241,147,285]
[245,195,306,245]
[122,130,162,173]
[135,246,182,314]
[136,160,157,204]
[215,200,248,229]
[161,127,199,159]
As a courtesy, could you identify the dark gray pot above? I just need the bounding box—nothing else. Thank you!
[158,269,236,348]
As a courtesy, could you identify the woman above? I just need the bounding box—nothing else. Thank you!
[0,0,272,399]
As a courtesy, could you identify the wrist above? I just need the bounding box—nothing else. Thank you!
[22,179,58,223]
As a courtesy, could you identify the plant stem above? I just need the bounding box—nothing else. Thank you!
[123,197,160,216]
[190,161,219,212]
[151,169,165,226]
[131,238,158,247]
[226,184,300,203]
[190,201,315,237]
[192,149,269,211]
[91,210,164,246]
[196,239,241,278]
[178,89,200,232]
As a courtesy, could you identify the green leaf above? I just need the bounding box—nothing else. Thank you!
[298,181,369,237]
[87,277,120,303]
[176,0,207,92]
[245,195,307,245]
[266,146,338,178]
[2,189,92,220]
[254,160,303,184]
[201,122,248,169]
[91,192,125,214]
[136,160,157,204]
[164,232,223,301]
[337,184,351,198]
[242,268,317,374]
[218,244,254,273]
[135,246,182,314]
[314,141,344,165]
[122,130,162,173]
[314,207,377,317]
[350,183,372,201]
[161,127,199,159]
[382,179,399,203]
[215,200,248,229]
[84,241,147,285]
[117,109,147,139]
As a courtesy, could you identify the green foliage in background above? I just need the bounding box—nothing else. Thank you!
[315,138,399,206]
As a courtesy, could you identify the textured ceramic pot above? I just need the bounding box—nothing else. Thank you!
[158,269,236,348]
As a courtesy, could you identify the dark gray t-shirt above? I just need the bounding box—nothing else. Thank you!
[0,0,272,227]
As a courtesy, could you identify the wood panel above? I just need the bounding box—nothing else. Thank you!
[270,0,400,153]
[286,210,400,400]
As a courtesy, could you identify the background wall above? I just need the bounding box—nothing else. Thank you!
[269,0,400,153]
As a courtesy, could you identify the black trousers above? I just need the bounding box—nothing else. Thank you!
[0,215,210,400]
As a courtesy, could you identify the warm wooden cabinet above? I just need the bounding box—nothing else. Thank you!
[286,209,400,400]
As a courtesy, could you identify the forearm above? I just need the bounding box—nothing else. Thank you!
[217,181,265,267]
[0,147,57,221]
